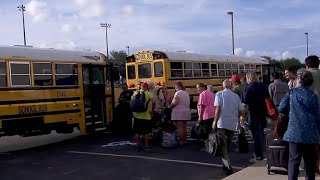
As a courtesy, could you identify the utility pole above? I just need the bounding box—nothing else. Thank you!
[305,32,309,57]
[17,4,27,46]
[227,11,235,55]
[126,45,130,56]
[100,23,111,60]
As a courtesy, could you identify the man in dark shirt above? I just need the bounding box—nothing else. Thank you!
[242,71,269,161]
[119,83,134,103]
[116,83,134,136]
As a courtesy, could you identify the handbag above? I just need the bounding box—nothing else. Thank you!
[273,114,289,139]
[205,130,221,156]
[265,98,278,121]
[191,124,207,140]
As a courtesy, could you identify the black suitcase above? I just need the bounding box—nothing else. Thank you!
[266,134,289,175]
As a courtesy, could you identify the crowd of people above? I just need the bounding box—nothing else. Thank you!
[115,55,320,179]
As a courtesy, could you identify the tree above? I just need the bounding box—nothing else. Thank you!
[261,56,304,72]
[262,56,280,67]
[279,57,304,72]
[108,50,127,79]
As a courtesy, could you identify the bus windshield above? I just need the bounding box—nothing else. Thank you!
[138,63,151,78]
[127,65,136,79]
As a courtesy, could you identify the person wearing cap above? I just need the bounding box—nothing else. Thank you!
[305,55,320,101]
[230,74,244,98]
[268,72,289,108]
[131,82,153,151]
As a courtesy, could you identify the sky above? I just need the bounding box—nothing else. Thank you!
[1,0,320,62]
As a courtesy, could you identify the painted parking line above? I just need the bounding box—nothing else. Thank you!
[67,150,244,170]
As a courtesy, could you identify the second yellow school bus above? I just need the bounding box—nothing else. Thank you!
[125,50,269,106]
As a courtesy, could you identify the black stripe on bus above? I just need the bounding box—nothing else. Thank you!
[167,84,222,89]
[0,109,81,120]
[0,97,81,105]
[0,85,79,91]
[189,94,199,97]
[169,77,227,80]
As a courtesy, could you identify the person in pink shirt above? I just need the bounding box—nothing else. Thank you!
[161,86,173,107]
[167,81,191,146]
[197,83,215,134]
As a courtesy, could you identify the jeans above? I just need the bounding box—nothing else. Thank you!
[288,142,317,180]
[250,129,265,159]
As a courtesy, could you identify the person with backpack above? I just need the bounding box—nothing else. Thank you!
[131,82,153,151]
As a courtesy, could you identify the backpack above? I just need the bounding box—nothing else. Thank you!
[131,91,150,112]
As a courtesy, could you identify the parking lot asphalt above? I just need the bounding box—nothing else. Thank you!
[0,132,256,180]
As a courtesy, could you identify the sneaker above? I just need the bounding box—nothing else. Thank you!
[249,158,257,163]
[222,166,234,175]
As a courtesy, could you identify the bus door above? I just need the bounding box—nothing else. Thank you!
[82,65,107,133]
[262,64,277,85]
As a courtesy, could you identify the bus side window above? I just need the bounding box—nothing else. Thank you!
[170,62,183,78]
[202,63,209,77]
[10,61,31,86]
[225,63,232,77]
[218,63,225,77]
[33,62,53,86]
[0,61,6,87]
[184,62,192,77]
[210,64,218,77]
[232,64,238,75]
[55,63,78,85]
[193,63,201,77]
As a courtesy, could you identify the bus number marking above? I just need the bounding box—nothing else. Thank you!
[57,90,66,97]
[18,104,48,114]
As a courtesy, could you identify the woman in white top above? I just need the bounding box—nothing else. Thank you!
[167,81,191,145]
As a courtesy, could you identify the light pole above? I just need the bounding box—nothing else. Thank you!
[100,23,111,60]
[17,4,26,46]
[126,45,130,56]
[227,11,235,55]
[305,32,309,57]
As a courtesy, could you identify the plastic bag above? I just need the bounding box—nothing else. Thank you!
[162,131,178,148]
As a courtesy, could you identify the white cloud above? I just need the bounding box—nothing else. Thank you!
[25,0,48,22]
[54,41,77,50]
[246,50,256,57]
[233,48,295,60]
[36,41,77,50]
[121,5,134,16]
[61,24,73,33]
[74,0,103,19]
[281,51,292,59]
[234,48,244,56]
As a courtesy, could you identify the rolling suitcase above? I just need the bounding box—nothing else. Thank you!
[266,134,289,175]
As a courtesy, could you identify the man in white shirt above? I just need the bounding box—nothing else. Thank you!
[213,79,245,175]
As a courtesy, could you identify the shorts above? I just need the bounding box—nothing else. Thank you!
[133,118,152,135]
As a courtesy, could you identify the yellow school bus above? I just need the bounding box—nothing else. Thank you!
[0,45,116,137]
[125,50,269,106]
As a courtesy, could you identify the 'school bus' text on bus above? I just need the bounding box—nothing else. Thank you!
[0,45,116,137]
[126,50,276,107]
